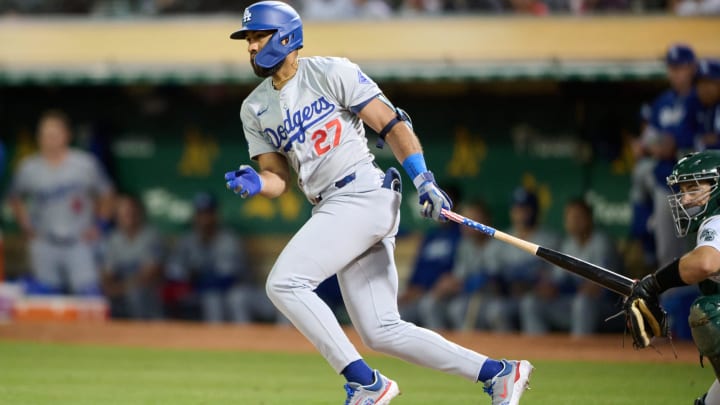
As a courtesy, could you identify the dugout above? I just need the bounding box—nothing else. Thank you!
[1,15,719,282]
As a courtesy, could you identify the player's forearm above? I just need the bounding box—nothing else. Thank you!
[679,246,720,284]
[253,152,291,199]
[258,170,289,199]
[384,126,435,188]
[384,125,423,164]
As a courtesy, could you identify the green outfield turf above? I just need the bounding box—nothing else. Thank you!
[0,341,711,404]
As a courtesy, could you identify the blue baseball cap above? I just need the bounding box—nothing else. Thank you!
[697,59,720,80]
[193,192,218,212]
[665,44,696,66]
[511,187,538,210]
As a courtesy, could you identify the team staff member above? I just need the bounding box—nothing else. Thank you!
[642,43,702,267]
[223,2,533,404]
[8,109,115,295]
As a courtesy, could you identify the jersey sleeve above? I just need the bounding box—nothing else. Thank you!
[326,59,382,112]
[7,159,32,198]
[648,94,664,131]
[696,216,720,252]
[78,152,113,196]
[240,101,277,159]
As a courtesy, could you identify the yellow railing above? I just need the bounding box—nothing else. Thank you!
[1,16,719,66]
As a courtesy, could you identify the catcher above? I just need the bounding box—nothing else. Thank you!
[626,150,720,404]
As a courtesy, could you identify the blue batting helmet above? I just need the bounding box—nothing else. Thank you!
[230,1,303,69]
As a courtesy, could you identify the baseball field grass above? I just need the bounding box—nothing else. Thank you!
[0,340,711,404]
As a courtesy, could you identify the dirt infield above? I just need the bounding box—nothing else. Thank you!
[0,320,701,364]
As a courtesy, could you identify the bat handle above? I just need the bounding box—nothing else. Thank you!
[441,208,496,237]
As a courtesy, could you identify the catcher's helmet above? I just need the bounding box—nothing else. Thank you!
[230,1,303,70]
[666,150,720,236]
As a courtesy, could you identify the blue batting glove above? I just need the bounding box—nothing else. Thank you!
[414,172,452,221]
[224,165,263,198]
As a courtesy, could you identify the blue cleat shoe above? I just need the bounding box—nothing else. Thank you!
[344,369,400,405]
[483,359,534,405]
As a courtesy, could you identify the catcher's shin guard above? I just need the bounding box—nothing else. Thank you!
[689,295,720,379]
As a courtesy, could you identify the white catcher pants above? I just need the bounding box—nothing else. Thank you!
[266,166,488,382]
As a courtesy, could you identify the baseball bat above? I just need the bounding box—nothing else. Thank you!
[441,208,634,297]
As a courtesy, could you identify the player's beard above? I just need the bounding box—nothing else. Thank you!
[251,54,283,78]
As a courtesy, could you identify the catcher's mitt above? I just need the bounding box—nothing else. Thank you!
[624,274,669,349]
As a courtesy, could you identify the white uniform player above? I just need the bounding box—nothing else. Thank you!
[223,3,533,404]
[8,110,114,295]
[627,151,720,405]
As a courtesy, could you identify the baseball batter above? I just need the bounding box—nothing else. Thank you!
[8,109,114,295]
[223,2,532,404]
[628,150,720,405]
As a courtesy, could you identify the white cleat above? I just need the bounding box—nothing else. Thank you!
[343,370,400,405]
[483,359,534,405]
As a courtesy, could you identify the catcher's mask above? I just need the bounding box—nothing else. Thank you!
[666,151,720,237]
[230,1,303,75]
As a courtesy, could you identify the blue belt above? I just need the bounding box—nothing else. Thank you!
[310,172,356,204]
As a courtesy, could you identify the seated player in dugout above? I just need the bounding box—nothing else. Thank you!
[398,184,462,327]
[426,199,506,332]
[494,186,560,331]
[222,2,533,404]
[102,193,165,320]
[520,198,622,337]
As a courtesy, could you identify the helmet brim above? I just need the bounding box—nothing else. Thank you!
[229,29,247,40]
[230,27,278,40]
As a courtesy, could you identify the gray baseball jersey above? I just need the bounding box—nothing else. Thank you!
[241,56,380,200]
[9,150,112,240]
[493,227,560,282]
[553,230,619,284]
[452,238,501,280]
[696,215,720,284]
[104,226,164,318]
[166,229,246,282]
[105,226,164,278]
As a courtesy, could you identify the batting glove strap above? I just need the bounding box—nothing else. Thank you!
[224,165,263,198]
[412,171,435,189]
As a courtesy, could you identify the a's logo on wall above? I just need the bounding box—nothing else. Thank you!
[177,128,219,177]
[446,126,486,177]
[701,228,717,242]
[243,9,252,23]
